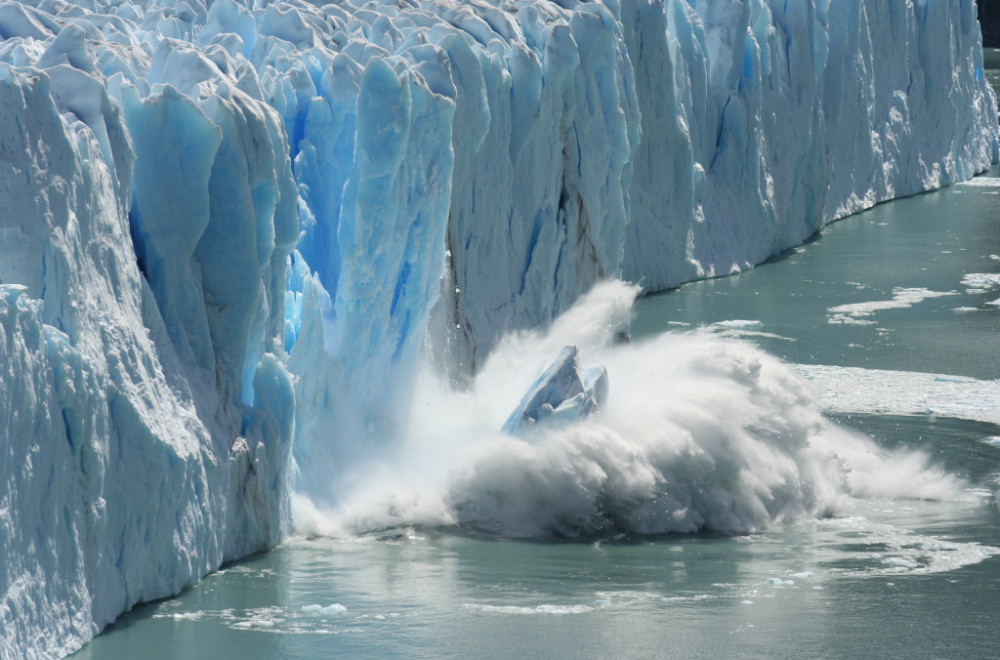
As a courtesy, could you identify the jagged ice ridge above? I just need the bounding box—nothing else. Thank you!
[0,0,997,657]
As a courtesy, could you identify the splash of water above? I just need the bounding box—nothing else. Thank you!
[293,281,967,538]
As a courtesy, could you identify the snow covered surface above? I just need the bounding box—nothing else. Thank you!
[0,0,997,657]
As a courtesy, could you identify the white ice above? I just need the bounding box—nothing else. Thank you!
[795,365,1000,426]
[827,287,958,324]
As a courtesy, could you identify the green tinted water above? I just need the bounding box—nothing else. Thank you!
[74,173,1000,659]
[632,173,1000,379]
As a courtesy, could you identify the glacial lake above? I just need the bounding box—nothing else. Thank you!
[74,170,1000,659]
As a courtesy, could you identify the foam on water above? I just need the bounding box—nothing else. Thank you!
[464,603,597,615]
[293,281,972,539]
[956,177,1000,187]
[816,514,1000,576]
[151,605,361,635]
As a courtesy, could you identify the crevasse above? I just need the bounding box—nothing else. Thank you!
[0,0,996,657]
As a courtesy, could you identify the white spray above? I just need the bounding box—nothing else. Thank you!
[293,281,966,538]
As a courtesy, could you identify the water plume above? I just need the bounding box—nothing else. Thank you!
[293,281,968,539]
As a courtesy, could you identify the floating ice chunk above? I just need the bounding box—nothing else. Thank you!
[714,319,763,329]
[794,365,1000,426]
[501,345,608,435]
[302,603,347,615]
[961,273,1000,293]
[827,288,957,323]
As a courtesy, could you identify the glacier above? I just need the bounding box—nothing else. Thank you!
[0,0,997,657]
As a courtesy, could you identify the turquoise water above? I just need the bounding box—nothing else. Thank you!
[74,173,1000,659]
[631,174,1000,379]
[74,495,1000,659]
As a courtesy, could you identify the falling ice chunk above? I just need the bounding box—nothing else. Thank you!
[501,345,608,435]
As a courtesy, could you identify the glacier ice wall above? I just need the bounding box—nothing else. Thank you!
[0,18,294,660]
[0,0,997,657]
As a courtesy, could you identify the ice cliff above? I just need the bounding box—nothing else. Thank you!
[0,25,295,660]
[1,0,996,657]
